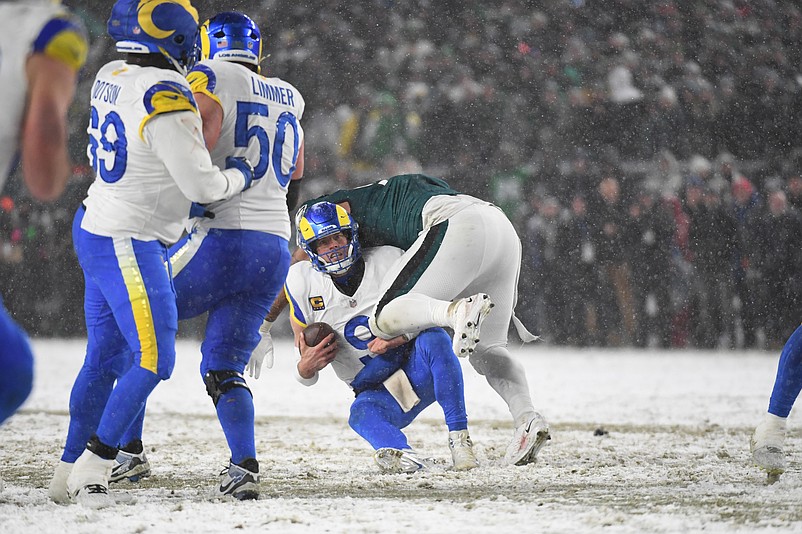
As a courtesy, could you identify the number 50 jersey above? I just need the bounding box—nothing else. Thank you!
[188,59,305,241]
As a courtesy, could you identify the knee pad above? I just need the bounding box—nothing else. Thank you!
[203,370,251,406]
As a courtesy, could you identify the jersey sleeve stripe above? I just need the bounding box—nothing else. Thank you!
[187,65,222,108]
[284,285,307,327]
[138,81,198,140]
[33,16,89,71]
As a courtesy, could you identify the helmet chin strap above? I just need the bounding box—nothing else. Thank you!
[158,46,188,76]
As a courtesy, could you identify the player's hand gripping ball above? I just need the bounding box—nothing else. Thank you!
[303,322,336,347]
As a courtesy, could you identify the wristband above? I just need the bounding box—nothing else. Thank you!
[259,319,274,335]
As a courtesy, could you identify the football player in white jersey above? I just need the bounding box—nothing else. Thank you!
[285,202,478,473]
[0,0,87,428]
[49,0,254,509]
[109,11,305,500]
[258,175,551,467]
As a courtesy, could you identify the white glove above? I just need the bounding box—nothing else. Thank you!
[246,320,275,379]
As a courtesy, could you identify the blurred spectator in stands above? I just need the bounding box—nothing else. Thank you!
[712,151,745,194]
[351,91,406,169]
[588,175,636,346]
[754,189,802,349]
[785,173,802,211]
[642,149,683,198]
[556,193,602,346]
[606,40,645,158]
[680,73,719,159]
[686,154,724,196]
[624,188,676,347]
[642,85,690,159]
[684,179,737,348]
[662,192,693,347]
[522,196,567,344]
[731,176,765,348]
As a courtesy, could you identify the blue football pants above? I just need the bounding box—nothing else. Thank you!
[61,207,177,462]
[0,299,34,426]
[348,328,469,450]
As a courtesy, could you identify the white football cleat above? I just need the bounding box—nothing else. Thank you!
[750,413,787,478]
[450,293,494,357]
[48,460,73,504]
[67,450,115,509]
[505,413,551,466]
[448,430,479,471]
[374,448,433,474]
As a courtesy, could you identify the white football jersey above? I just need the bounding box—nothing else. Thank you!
[285,246,403,385]
[187,59,305,240]
[80,61,242,243]
[0,1,87,188]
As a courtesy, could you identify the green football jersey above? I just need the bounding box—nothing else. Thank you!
[304,174,459,249]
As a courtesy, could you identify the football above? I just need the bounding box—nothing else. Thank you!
[303,322,336,347]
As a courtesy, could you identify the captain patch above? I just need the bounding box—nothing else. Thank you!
[309,296,325,311]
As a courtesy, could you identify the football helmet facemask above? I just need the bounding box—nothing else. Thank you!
[198,11,262,73]
[108,0,200,75]
[297,202,361,276]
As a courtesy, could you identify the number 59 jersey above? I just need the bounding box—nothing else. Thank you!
[284,246,403,385]
[81,60,212,244]
[188,59,305,241]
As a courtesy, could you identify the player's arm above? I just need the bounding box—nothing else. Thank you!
[286,140,305,209]
[22,18,87,201]
[290,313,337,382]
[367,334,411,355]
[193,91,223,150]
[260,247,310,326]
[145,108,249,202]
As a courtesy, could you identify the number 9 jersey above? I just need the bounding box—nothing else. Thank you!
[187,59,305,241]
[284,246,403,386]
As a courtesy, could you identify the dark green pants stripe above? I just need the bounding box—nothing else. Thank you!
[375,221,448,317]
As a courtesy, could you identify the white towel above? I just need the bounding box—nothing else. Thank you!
[383,369,420,413]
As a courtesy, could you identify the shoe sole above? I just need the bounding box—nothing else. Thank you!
[374,448,428,474]
[109,465,151,484]
[751,448,785,478]
[455,294,494,357]
[514,429,551,466]
[505,421,551,466]
[233,488,260,500]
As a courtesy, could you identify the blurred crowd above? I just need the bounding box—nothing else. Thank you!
[2,0,802,347]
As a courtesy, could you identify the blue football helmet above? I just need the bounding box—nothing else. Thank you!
[108,0,200,75]
[297,202,361,276]
[198,12,262,73]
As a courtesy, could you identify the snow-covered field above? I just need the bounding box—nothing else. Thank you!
[1,338,801,533]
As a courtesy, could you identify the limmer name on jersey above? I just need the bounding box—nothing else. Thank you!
[250,77,296,107]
